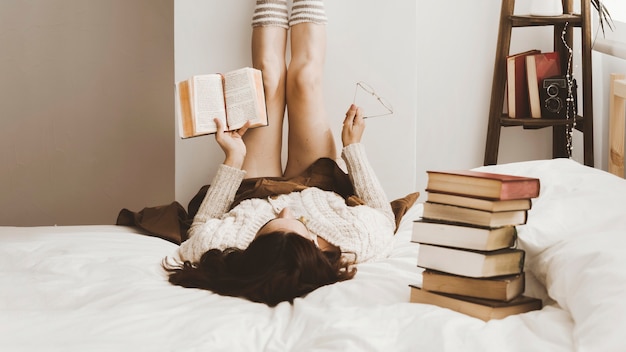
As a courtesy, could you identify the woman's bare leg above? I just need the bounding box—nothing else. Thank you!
[283,21,336,178]
[242,2,289,178]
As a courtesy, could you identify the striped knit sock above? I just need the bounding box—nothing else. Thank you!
[252,0,289,29]
[289,0,327,27]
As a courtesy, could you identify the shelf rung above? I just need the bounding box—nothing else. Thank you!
[500,115,583,128]
[510,14,582,27]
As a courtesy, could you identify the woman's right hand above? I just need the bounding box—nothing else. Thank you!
[215,118,250,169]
[341,104,365,147]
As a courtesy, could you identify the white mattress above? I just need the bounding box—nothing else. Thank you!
[1,158,625,351]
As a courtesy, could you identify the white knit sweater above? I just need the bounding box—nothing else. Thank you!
[176,143,396,264]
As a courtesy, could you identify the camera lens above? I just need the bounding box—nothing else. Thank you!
[545,97,562,113]
[547,84,559,97]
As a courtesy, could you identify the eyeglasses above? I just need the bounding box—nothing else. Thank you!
[353,81,394,118]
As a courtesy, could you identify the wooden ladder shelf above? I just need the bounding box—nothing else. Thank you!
[483,0,594,166]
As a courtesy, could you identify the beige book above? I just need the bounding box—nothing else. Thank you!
[409,285,541,321]
[176,67,268,138]
[421,270,525,302]
[427,192,532,212]
[417,244,525,278]
[412,220,517,251]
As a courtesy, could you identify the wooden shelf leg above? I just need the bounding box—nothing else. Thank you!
[484,0,514,166]
[580,0,594,167]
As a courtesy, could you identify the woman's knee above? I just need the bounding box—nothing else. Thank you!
[256,59,285,95]
[287,63,322,96]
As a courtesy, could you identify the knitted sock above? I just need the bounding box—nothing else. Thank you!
[252,0,289,29]
[289,0,327,27]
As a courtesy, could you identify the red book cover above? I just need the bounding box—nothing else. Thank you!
[526,52,561,118]
[426,169,540,200]
[507,49,540,118]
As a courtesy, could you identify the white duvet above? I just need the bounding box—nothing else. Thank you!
[0,158,624,351]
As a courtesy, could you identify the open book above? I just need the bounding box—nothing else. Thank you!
[175,67,268,138]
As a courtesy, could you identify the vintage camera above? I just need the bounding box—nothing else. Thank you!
[540,75,577,119]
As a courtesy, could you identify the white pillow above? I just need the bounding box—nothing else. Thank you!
[478,158,626,350]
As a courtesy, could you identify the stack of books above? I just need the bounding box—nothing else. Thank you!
[409,169,543,321]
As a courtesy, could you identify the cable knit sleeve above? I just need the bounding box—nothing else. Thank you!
[188,164,246,235]
[341,143,395,226]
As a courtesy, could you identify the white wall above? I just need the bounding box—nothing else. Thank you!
[0,0,175,226]
[1,0,615,226]
[175,0,418,206]
[175,0,617,207]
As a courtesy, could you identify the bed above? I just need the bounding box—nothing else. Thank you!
[1,158,625,351]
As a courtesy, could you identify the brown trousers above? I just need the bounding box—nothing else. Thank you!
[117,158,418,244]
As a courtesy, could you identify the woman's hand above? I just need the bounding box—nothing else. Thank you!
[215,118,250,169]
[341,104,365,147]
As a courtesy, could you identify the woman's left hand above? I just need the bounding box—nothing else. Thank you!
[341,104,365,147]
[215,118,250,169]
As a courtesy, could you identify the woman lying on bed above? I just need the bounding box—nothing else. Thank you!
[163,0,397,306]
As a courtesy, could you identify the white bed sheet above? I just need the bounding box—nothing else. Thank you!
[0,158,623,351]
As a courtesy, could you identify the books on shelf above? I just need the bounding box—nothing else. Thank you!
[507,49,540,118]
[176,67,268,138]
[427,192,532,212]
[526,51,561,118]
[409,286,542,322]
[426,169,540,200]
[412,220,517,251]
[421,270,525,302]
[417,244,525,278]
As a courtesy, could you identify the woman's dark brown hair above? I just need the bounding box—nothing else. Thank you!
[163,231,356,306]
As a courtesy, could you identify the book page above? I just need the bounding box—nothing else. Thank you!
[192,74,226,133]
[223,68,263,129]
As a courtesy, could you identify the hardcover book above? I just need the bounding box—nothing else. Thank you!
[427,192,532,212]
[417,244,525,278]
[526,52,561,118]
[507,49,540,118]
[411,220,517,251]
[421,270,525,302]
[409,285,542,321]
[425,169,540,200]
[176,67,268,138]
[421,202,528,228]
